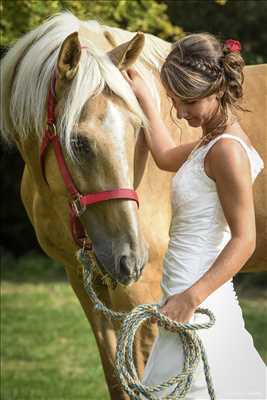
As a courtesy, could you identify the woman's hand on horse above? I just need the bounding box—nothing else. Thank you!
[123,68,152,103]
[151,291,198,324]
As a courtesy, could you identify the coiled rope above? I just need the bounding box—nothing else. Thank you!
[78,248,217,399]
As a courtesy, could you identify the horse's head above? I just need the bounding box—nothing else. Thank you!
[52,30,150,285]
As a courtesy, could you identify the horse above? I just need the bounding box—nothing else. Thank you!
[1,12,266,400]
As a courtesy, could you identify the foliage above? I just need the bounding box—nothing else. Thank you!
[0,0,183,47]
[164,0,267,64]
[1,0,265,68]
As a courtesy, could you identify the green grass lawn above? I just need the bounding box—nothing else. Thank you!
[1,253,266,400]
[1,253,110,400]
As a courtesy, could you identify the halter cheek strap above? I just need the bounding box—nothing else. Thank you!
[40,68,139,248]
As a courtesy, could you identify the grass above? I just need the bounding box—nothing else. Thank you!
[238,297,267,363]
[1,252,109,400]
[1,253,267,400]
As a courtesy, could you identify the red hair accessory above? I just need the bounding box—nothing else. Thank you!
[223,39,241,53]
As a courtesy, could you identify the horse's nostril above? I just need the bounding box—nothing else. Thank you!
[119,255,131,276]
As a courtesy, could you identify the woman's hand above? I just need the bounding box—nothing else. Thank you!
[152,291,198,325]
[123,68,153,104]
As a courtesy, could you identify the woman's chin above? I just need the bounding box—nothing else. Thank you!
[186,118,199,127]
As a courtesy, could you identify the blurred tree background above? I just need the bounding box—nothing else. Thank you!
[1,0,266,259]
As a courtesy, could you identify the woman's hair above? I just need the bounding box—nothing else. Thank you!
[160,32,247,140]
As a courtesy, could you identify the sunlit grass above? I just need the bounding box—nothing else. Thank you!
[1,253,109,400]
[1,279,110,399]
[238,297,267,363]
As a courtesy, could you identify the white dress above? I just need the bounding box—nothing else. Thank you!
[141,133,267,399]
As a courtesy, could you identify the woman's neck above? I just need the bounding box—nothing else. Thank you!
[202,106,236,138]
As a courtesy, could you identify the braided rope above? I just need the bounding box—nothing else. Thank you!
[78,249,217,399]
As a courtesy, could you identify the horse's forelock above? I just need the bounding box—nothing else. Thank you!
[1,11,167,156]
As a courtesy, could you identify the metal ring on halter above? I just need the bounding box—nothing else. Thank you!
[47,122,57,136]
[72,195,86,217]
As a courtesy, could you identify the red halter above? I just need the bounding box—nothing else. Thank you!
[40,70,139,249]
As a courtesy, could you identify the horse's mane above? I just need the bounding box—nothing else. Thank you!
[0,11,171,157]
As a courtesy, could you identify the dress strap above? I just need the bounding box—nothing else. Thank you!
[206,133,253,152]
[202,133,264,181]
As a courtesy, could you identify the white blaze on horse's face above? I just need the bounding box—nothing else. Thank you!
[101,99,139,238]
[102,100,131,186]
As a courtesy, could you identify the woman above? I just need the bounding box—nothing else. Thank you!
[124,33,266,398]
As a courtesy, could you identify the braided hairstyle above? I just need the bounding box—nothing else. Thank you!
[160,33,247,141]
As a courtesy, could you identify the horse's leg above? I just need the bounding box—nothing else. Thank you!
[64,264,130,400]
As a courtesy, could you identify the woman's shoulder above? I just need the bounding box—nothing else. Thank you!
[207,122,253,157]
[204,126,253,181]
[223,123,252,147]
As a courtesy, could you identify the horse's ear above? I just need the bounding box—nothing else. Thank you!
[107,32,145,70]
[57,32,81,80]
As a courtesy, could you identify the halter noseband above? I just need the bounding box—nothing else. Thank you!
[40,69,139,251]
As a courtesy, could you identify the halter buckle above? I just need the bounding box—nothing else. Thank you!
[47,122,57,134]
[72,196,86,217]
[45,123,57,141]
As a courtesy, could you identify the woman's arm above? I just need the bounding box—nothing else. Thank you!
[125,69,199,172]
[186,138,256,307]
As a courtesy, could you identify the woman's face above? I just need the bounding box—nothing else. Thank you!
[167,91,220,129]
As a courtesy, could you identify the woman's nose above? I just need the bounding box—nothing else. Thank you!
[177,106,189,120]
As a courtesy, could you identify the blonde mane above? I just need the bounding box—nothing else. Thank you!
[0,11,171,157]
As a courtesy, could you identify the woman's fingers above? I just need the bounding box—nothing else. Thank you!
[126,68,141,82]
[126,68,137,78]
[122,71,131,83]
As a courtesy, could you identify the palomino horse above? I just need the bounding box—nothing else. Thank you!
[1,12,266,400]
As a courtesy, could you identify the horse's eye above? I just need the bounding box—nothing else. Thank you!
[71,135,96,159]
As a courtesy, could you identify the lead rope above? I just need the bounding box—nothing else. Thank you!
[77,249,217,399]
